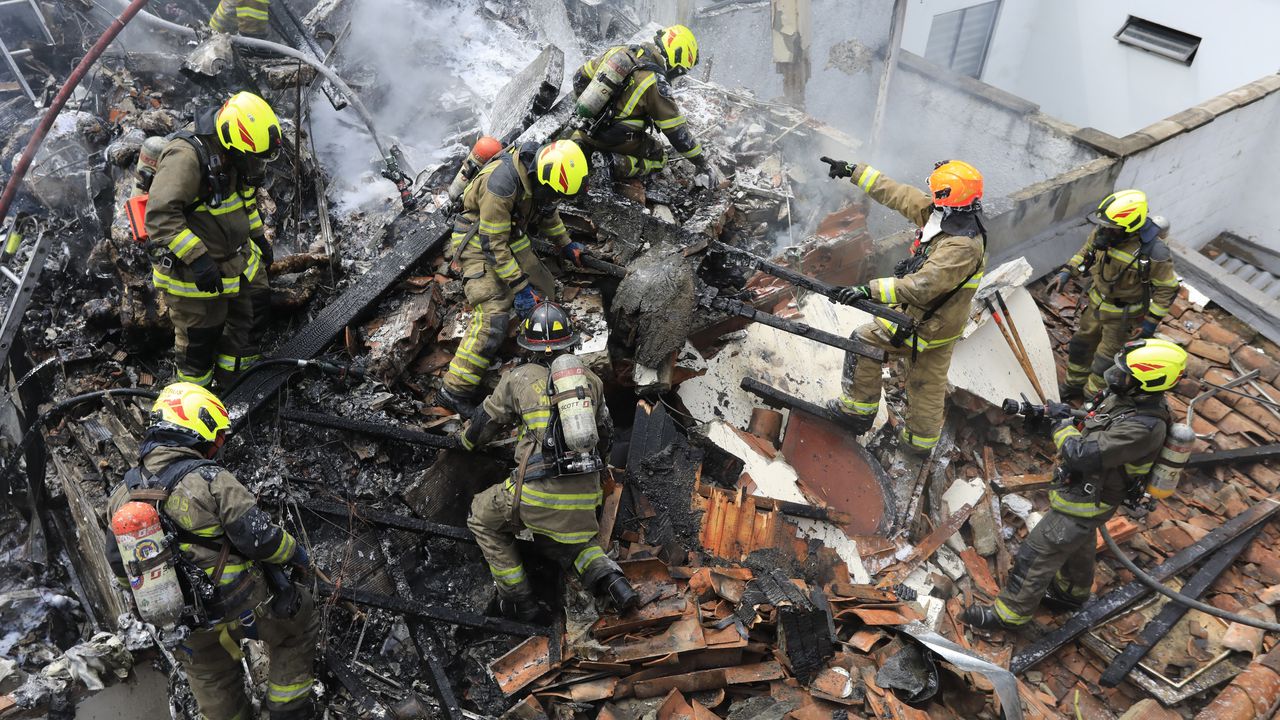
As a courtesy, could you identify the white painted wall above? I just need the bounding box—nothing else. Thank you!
[903,0,1280,136]
[1113,91,1280,252]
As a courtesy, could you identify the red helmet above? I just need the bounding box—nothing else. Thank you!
[928,160,983,208]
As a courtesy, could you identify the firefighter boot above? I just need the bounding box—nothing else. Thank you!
[1042,581,1087,614]
[270,698,316,720]
[498,591,544,623]
[959,604,1013,631]
[824,400,875,435]
[598,571,640,612]
[437,387,478,419]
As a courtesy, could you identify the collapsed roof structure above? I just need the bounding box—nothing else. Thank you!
[0,1,1278,719]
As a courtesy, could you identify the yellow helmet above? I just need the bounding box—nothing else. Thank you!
[535,140,589,196]
[1089,189,1148,233]
[1116,339,1187,392]
[215,92,283,157]
[150,382,231,443]
[656,25,699,75]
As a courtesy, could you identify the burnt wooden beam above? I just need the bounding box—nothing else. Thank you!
[1099,524,1263,687]
[1187,444,1280,468]
[319,583,549,638]
[1011,496,1280,674]
[302,500,474,543]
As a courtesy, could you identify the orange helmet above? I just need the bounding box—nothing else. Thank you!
[928,160,983,208]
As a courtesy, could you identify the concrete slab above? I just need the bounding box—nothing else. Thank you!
[950,283,1059,405]
[678,294,887,432]
[486,43,564,142]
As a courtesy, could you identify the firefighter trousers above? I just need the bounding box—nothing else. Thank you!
[576,130,667,179]
[467,472,621,600]
[837,322,956,451]
[209,0,270,36]
[1065,297,1140,396]
[993,508,1105,626]
[176,578,319,720]
[443,254,556,397]
[166,269,270,388]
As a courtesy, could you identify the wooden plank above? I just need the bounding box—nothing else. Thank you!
[878,502,978,587]
[632,662,786,699]
[598,474,624,546]
[992,473,1055,494]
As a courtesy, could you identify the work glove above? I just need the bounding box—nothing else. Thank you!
[290,544,311,571]
[252,235,273,269]
[188,254,222,294]
[1138,319,1158,339]
[1045,269,1070,296]
[820,156,856,179]
[514,286,539,317]
[835,285,871,305]
[1045,401,1075,420]
[561,241,585,268]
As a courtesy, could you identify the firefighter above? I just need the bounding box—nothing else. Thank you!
[1047,190,1180,399]
[961,339,1187,630]
[438,140,591,416]
[568,24,718,183]
[146,91,280,388]
[460,302,639,621]
[210,0,270,36]
[106,383,318,719]
[820,158,987,453]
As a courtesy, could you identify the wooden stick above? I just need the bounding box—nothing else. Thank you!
[994,290,1048,403]
[982,297,1046,404]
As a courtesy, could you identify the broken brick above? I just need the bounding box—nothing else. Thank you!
[1194,395,1232,423]
[1234,346,1280,383]
[1197,322,1246,351]
[1235,397,1280,437]
[1187,339,1232,365]
[1218,411,1268,438]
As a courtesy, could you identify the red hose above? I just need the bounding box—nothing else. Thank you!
[0,0,151,226]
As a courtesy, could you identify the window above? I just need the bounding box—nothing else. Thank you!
[1115,16,1200,65]
[923,1,1001,79]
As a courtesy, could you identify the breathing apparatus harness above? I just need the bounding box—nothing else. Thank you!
[888,203,987,357]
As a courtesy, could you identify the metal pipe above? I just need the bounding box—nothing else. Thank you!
[0,0,152,232]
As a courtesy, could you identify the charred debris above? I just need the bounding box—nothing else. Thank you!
[1,2,1280,720]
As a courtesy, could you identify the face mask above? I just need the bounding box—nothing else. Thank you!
[1104,363,1131,394]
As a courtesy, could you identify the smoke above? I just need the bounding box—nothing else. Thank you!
[310,0,542,212]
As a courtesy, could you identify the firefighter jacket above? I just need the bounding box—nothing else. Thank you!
[851,166,986,350]
[145,134,266,299]
[1066,227,1179,323]
[460,361,613,480]
[107,444,300,592]
[1050,390,1170,516]
[451,144,572,294]
[573,43,702,161]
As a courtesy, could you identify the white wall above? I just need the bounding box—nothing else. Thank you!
[903,0,1280,137]
[1113,91,1280,251]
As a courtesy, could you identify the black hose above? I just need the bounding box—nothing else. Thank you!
[1100,522,1280,632]
[1,387,160,485]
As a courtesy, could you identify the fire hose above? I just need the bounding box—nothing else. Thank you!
[1099,521,1280,632]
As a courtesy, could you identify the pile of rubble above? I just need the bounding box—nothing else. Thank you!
[3,1,1280,719]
